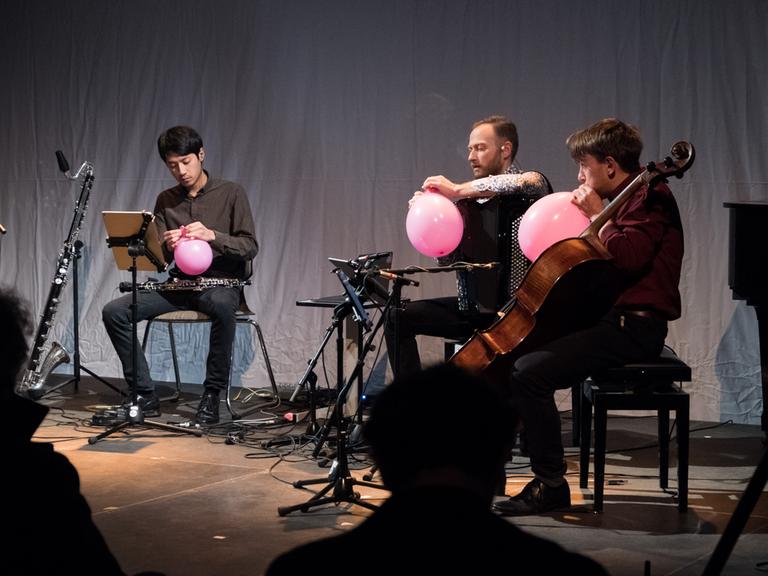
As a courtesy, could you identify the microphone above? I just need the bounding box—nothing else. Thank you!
[55,150,70,174]
[367,268,419,286]
[351,251,391,265]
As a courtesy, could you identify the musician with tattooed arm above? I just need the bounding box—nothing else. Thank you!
[384,116,551,376]
[102,126,258,426]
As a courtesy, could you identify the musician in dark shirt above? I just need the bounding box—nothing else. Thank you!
[494,118,684,515]
[385,116,550,376]
[102,126,258,425]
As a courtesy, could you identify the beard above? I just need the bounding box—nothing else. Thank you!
[472,156,505,178]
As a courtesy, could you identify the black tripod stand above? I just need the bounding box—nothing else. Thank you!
[289,298,350,439]
[277,271,414,516]
[89,214,201,443]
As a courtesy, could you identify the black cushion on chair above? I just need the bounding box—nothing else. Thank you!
[579,347,691,513]
[591,348,692,390]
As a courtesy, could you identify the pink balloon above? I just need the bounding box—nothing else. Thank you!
[174,238,213,276]
[517,192,590,261]
[406,191,464,257]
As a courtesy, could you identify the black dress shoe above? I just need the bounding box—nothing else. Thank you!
[493,478,571,516]
[122,392,161,417]
[194,390,220,425]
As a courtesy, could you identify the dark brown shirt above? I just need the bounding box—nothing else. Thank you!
[153,174,258,279]
[601,174,684,320]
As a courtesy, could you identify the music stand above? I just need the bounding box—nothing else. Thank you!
[89,211,201,443]
[290,252,392,409]
[277,268,418,516]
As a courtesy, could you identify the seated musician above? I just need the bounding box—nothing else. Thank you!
[384,115,551,376]
[102,126,258,426]
[494,118,684,515]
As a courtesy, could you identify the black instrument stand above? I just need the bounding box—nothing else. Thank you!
[40,240,121,399]
[89,229,201,443]
[277,274,415,516]
[291,299,350,439]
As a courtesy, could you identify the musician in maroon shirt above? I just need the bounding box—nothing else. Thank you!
[102,126,258,426]
[494,118,684,515]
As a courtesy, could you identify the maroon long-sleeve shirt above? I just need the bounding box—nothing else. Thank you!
[599,173,684,320]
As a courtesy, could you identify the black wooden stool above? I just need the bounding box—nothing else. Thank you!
[579,347,691,512]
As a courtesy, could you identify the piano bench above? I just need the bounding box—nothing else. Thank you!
[577,348,691,513]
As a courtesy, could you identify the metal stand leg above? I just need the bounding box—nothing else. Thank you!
[277,288,407,516]
[89,239,201,443]
[40,241,121,399]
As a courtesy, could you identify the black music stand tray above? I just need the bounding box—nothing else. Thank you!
[89,211,201,443]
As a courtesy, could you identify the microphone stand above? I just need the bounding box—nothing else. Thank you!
[292,300,351,438]
[277,271,417,516]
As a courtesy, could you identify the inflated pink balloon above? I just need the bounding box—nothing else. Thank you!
[406,191,464,257]
[174,238,213,275]
[518,191,590,261]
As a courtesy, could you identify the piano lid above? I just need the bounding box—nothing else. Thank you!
[724,201,768,305]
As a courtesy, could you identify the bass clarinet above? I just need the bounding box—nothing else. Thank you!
[17,153,95,399]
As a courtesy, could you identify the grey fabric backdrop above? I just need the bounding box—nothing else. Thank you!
[1,0,766,423]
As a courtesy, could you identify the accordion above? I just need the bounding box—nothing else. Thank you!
[453,194,540,314]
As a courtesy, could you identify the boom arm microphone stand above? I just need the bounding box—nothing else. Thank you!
[290,299,350,438]
[288,267,375,439]
[89,213,201,443]
[277,270,417,516]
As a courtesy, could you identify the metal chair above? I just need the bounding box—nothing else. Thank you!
[141,300,278,419]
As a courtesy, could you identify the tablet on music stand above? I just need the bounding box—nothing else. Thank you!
[102,211,167,272]
[328,251,392,305]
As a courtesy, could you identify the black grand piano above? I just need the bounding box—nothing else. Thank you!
[724,201,768,431]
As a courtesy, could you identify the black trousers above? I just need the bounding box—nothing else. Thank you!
[384,296,496,377]
[102,287,241,394]
[509,309,668,483]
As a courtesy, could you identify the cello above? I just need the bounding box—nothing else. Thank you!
[451,141,695,373]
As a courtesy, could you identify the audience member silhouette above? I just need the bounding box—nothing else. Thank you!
[266,363,608,575]
[1,287,126,575]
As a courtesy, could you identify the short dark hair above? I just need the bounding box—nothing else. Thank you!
[472,115,519,161]
[566,118,643,173]
[364,363,516,492]
[157,126,204,161]
[0,287,33,388]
